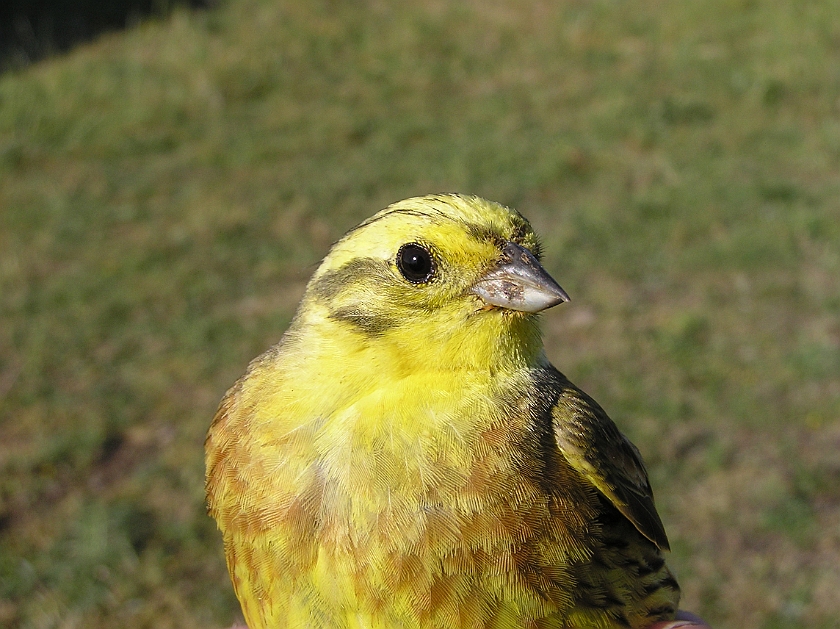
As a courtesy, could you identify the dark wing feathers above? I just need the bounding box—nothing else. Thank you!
[548,369,670,551]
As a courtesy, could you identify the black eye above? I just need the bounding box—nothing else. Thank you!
[397,243,435,283]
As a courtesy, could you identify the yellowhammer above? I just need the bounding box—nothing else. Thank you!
[206,194,680,629]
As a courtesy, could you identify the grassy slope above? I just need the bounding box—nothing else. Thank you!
[1,0,839,627]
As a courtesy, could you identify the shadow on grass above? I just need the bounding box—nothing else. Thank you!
[0,0,214,72]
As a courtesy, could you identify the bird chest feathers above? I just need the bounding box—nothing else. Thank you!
[214,368,591,628]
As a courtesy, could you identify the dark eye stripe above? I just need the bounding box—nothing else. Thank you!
[309,258,392,302]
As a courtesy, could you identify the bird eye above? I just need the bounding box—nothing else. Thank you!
[397,243,435,284]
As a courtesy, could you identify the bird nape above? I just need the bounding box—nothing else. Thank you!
[205,194,680,629]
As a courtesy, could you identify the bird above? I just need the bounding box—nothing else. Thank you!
[205,194,680,629]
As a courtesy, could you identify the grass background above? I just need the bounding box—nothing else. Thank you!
[1,0,839,627]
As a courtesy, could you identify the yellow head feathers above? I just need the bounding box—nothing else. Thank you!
[295,194,568,372]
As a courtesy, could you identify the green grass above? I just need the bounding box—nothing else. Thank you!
[1,0,839,627]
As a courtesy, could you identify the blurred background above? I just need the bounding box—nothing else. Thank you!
[1,1,839,628]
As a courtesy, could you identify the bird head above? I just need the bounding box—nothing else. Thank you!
[295,194,569,373]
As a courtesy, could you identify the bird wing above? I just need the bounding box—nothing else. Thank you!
[548,370,671,551]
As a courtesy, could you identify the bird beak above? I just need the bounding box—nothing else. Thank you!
[472,242,570,313]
